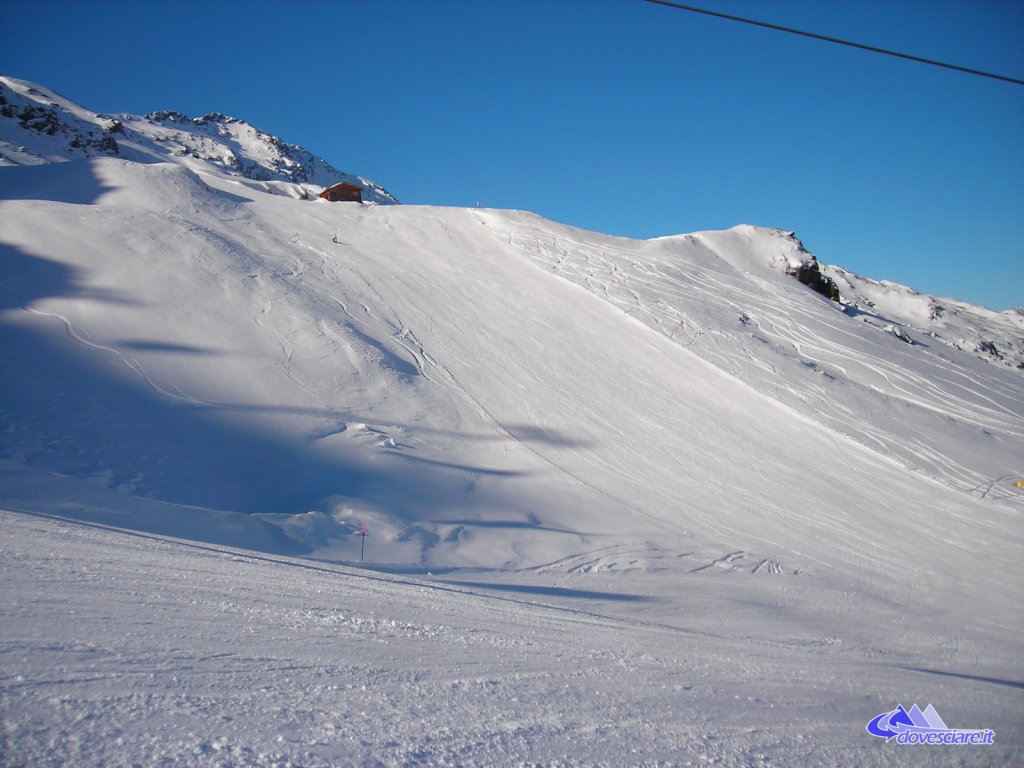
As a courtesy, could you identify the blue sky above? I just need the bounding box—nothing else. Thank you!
[2,0,1022,309]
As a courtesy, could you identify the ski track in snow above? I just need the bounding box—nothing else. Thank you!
[23,306,214,410]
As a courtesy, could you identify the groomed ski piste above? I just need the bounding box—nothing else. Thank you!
[1,77,1022,766]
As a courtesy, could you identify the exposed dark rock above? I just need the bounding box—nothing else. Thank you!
[18,105,62,136]
[91,133,119,155]
[787,260,841,302]
[978,340,1003,360]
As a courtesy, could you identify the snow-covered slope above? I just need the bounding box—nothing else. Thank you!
[5,509,1021,767]
[2,80,1022,765]
[0,76,397,203]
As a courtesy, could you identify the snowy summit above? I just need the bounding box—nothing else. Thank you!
[1,78,1022,766]
[0,76,397,203]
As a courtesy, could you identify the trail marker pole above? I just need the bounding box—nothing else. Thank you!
[360,524,367,561]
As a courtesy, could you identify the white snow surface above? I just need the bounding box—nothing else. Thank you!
[1,80,1022,766]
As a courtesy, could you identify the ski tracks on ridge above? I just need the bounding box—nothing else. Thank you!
[475,213,1024,508]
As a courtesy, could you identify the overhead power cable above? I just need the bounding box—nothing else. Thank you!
[640,0,1024,86]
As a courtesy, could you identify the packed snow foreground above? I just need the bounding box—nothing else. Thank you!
[1,76,1021,766]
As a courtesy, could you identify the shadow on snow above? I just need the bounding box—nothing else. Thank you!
[0,243,546,558]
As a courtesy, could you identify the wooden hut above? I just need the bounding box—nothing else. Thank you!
[319,182,363,203]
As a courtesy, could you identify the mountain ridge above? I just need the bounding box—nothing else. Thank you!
[3,73,1020,372]
[0,75,398,203]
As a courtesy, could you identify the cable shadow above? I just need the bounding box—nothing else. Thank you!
[114,340,220,355]
[441,580,653,603]
[412,423,593,449]
[896,666,1024,691]
[386,452,527,477]
[430,518,579,535]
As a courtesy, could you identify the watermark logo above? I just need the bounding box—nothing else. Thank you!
[867,704,994,745]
